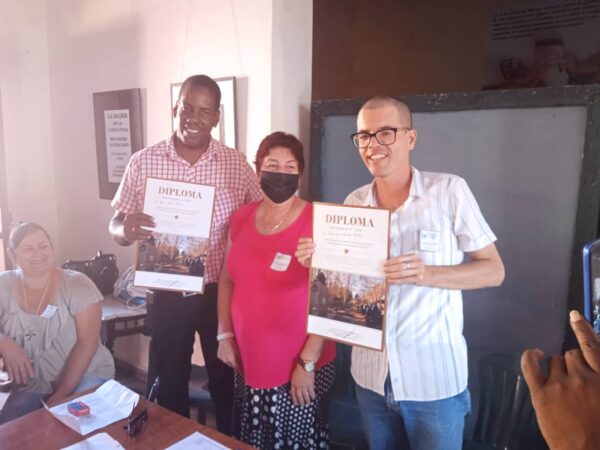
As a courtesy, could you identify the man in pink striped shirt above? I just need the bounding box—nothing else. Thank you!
[109,75,261,434]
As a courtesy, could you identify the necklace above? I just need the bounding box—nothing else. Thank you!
[21,272,52,316]
[258,198,296,234]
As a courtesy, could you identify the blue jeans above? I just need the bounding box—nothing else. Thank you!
[355,378,470,450]
[0,374,110,425]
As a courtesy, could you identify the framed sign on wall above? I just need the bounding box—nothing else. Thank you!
[93,88,143,200]
[170,77,237,149]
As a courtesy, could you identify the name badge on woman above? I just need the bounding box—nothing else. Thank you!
[270,252,292,271]
[40,304,58,319]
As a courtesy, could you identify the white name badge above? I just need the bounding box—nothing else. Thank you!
[419,230,441,252]
[40,304,58,319]
[270,252,292,272]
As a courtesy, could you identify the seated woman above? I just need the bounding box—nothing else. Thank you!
[0,222,115,424]
[217,132,336,449]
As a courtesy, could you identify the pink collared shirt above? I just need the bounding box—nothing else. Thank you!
[112,136,262,283]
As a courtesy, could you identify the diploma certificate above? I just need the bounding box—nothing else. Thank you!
[308,202,390,350]
[133,178,216,293]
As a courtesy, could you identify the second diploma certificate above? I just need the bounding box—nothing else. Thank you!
[308,202,390,350]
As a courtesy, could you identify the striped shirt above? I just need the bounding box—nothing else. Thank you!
[112,136,262,283]
[346,167,497,401]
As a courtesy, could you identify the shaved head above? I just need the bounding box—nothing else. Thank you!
[359,96,412,128]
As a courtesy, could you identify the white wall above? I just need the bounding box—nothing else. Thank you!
[45,0,277,267]
[272,0,313,194]
[0,0,313,371]
[0,0,59,246]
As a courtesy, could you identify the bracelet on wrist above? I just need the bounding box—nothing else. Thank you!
[217,331,235,342]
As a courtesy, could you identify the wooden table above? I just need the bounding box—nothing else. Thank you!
[0,397,253,449]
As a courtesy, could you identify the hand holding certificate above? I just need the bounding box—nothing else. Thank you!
[307,202,390,350]
[133,178,216,293]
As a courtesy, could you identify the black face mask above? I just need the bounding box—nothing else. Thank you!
[260,171,299,204]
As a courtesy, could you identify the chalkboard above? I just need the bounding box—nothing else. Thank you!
[310,86,600,357]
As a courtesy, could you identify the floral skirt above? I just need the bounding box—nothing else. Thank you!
[233,362,335,449]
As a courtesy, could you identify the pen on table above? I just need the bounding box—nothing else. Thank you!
[147,376,160,402]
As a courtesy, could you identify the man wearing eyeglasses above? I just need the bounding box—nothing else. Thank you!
[338,97,504,449]
[109,75,261,434]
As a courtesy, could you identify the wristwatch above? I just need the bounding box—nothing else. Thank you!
[297,357,316,372]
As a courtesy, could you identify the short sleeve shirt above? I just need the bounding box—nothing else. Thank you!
[348,167,497,401]
[111,136,262,283]
[0,270,115,394]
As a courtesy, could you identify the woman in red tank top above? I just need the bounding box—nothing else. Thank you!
[217,132,335,449]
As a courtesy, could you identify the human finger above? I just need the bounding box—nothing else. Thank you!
[295,381,311,406]
[6,363,18,385]
[24,358,34,379]
[383,257,403,269]
[301,390,311,405]
[133,227,153,241]
[547,355,567,382]
[384,255,419,273]
[296,238,314,250]
[570,310,600,372]
[136,213,155,225]
[124,214,155,241]
[384,265,420,285]
[16,363,29,385]
[290,385,301,406]
[307,382,316,401]
[385,263,419,274]
[295,249,313,262]
[564,348,588,373]
[126,212,155,224]
[521,348,546,397]
[295,240,315,256]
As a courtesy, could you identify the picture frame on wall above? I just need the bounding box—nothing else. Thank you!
[93,88,144,200]
[170,76,237,149]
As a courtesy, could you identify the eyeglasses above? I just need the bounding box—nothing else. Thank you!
[350,127,411,149]
[124,407,148,437]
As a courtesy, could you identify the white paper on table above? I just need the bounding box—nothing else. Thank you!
[165,431,231,450]
[61,432,125,449]
[45,379,139,436]
[0,392,10,411]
